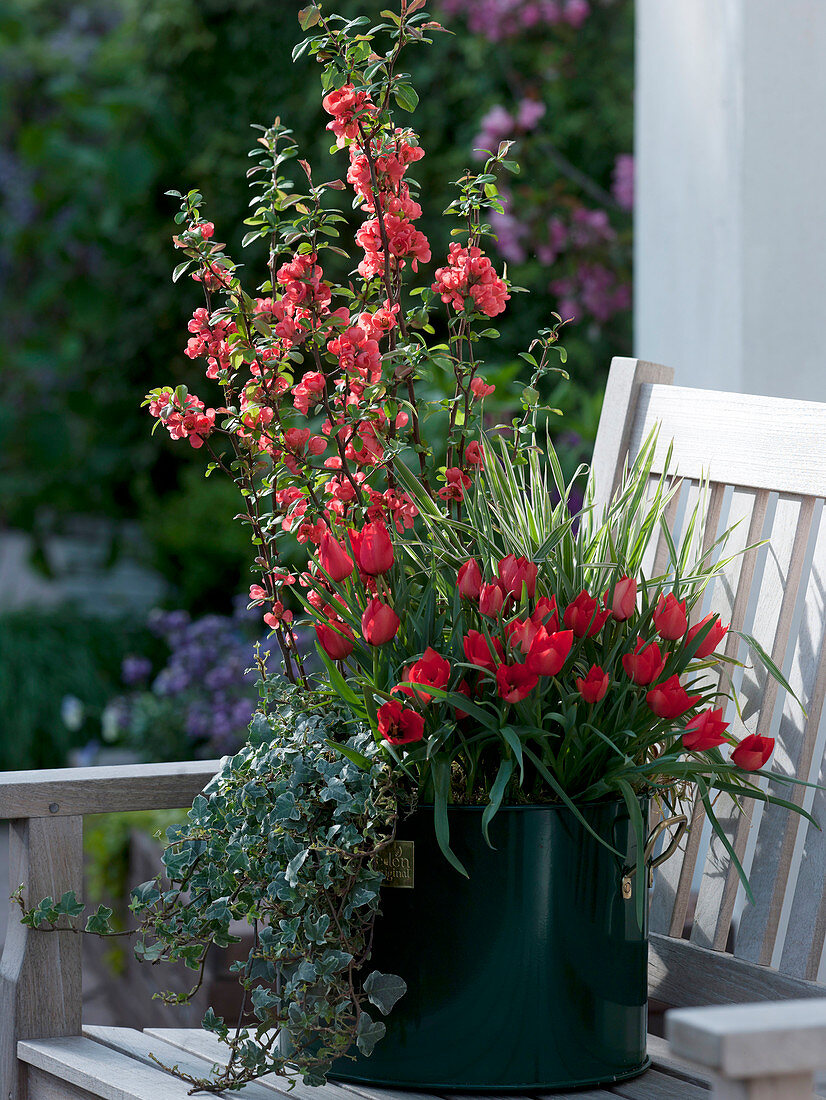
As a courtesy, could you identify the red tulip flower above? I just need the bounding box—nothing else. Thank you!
[506,617,540,656]
[495,662,539,703]
[683,707,729,751]
[531,595,560,632]
[479,582,505,618]
[361,598,400,646]
[686,614,729,659]
[525,626,574,677]
[622,638,667,685]
[457,558,483,600]
[498,554,538,600]
[646,675,702,720]
[605,576,637,621]
[463,630,505,672]
[731,733,775,771]
[315,620,355,661]
[653,593,688,641]
[353,522,394,575]
[318,530,354,582]
[405,646,451,703]
[576,665,610,703]
[378,699,425,746]
[564,590,610,638]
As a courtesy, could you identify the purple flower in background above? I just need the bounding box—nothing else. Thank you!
[551,277,580,321]
[473,105,514,159]
[121,655,152,686]
[109,601,313,759]
[562,0,590,29]
[441,0,590,41]
[570,205,615,247]
[579,262,629,323]
[491,190,529,263]
[612,153,634,211]
[491,210,528,264]
[515,97,546,131]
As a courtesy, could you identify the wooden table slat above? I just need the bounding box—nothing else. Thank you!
[144,1027,356,1100]
[30,1026,826,1100]
[18,1035,196,1100]
[608,1066,709,1098]
[84,1026,291,1100]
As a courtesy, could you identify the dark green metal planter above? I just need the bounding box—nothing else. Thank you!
[331,799,649,1092]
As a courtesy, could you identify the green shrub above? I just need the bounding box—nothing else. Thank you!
[0,607,154,770]
[1,0,631,602]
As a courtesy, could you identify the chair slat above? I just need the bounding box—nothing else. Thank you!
[692,492,803,950]
[655,488,767,947]
[648,933,826,1009]
[588,357,675,512]
[644,474,682,581]
[779,703,826,978]
[737,499,826,965]
[650,485,759,938]
[628,384,826,494]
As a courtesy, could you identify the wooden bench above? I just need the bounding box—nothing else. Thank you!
[5,357,826,1099]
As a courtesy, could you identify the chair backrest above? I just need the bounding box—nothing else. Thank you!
[591,357,826,1009]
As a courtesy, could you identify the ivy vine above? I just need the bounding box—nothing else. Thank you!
[18,681,405,1093]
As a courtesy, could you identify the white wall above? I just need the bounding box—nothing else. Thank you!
[635,0,826,399]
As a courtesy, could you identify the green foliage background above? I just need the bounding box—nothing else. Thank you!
[0,0,632,609]
[0,607,154,769]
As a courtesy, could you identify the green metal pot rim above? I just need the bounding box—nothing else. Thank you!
[411,794,649,812]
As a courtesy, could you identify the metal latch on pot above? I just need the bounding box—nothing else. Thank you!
[621,814,688,900]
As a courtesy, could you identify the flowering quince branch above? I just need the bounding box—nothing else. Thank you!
[144,1,814,902]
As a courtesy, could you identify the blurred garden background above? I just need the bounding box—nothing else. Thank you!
[0,0,633,774]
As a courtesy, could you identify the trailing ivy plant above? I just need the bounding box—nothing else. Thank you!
[17,676,405,1093]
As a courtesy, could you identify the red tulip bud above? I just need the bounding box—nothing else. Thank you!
[525,627,574,677]
[731,733,774,771]
[622,637,666,685]
[315,620,355,661]
[497,554,538,600]
[653,593,688,641]
[686,614,728,658]
[353,522,394,575]
[361,598,400,646]
[605,576,637,621]
[564,590,610,637]
[457,559,483,600]
[479,582,505,618]
[463,630,505,672]
[576,665,609,703]
[318,530,354,582]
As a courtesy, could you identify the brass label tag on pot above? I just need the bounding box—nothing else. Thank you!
[377,840,414,888]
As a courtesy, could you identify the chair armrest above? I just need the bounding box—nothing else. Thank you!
[0,759,221,820]
[667,999,826,1098]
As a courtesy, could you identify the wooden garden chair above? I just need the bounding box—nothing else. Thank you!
[4,356,826,1099]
